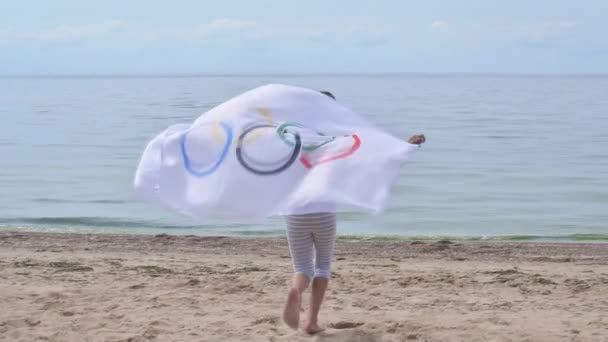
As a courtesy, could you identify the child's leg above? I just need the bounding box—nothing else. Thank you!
[286,215,315,280]
[311,213,337,279]
[283,214,315,329]
[308,212,337,333]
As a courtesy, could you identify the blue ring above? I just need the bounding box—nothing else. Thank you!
[180,122,232,177]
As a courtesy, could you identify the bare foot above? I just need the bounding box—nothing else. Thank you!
[282,287,300,330]
[304,322,325,335]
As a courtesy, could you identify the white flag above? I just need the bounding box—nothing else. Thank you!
[134,84,418,219]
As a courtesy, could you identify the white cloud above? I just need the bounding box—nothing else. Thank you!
[558,21,576,29]
[0,18,256,43]
[341,24,389,46]
[522,21,577,44]
[36,20,125,41]
[195,18,256,36]
[294,24,390,47]
[0,18,389,46]
[431,20,447,31]
[0,20,126,42]
[343,24,381,34]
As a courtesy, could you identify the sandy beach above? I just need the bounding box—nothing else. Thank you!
[0,231,607,342]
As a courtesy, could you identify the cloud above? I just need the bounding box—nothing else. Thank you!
[0,20,126,42]
[300,24,390,47]
[521,21,577,46]
[194,18,256,37]
[431,20,447,31]
[36,20,125,41]
[558,21,576,29]
[0,18,255,43]
[208,18,255,31]
[343,24,381,34]
[0,18,389,47]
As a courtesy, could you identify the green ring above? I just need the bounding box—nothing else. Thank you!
[277,122,335,151]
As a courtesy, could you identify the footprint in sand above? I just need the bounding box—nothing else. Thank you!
[128,283,146,290]
[329,321,364,329]
[309,329,382,342]
[251,316,279,325]
[182,278,200,286]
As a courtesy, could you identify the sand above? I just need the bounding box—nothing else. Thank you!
[0,231,607,342]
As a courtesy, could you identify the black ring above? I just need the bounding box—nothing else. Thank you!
[236,123,301,175]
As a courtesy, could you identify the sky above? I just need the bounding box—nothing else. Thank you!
[1,0,607,74]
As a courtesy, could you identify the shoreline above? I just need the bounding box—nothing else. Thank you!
[1,231,607,341]
[0,229,608,255]
[2,227,608,243]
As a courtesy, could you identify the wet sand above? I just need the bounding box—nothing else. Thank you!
[1,231,607,341]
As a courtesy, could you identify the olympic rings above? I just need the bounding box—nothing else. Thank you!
[276,122,336,151]
[180,121,233,177]
[236,123,302,175]
[179,106,361,177]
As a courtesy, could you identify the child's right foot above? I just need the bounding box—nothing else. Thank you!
[282,288,301,330]
[304,322,324,335]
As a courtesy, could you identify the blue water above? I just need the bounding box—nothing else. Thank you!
[1,74,607,239]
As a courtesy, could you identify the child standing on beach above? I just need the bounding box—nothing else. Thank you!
[282,91,426,333]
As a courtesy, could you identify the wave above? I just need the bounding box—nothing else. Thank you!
[338,234,608,242]
[1,217,606,242]
[0,217,197,229]
[0,217,268,232]
[31,198,129,204]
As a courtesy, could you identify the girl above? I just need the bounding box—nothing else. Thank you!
[282,91,426,333]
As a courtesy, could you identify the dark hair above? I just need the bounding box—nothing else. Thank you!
[319,90,335,99]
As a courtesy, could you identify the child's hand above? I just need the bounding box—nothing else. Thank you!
[408,134,426,145]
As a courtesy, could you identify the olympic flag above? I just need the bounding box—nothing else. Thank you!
[134,84,419,219]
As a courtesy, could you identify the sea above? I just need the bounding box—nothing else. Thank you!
[1,74,607,241]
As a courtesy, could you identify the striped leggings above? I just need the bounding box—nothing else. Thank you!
[285,212,337,279]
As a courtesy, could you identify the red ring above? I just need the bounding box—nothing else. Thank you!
[299,134,361,169]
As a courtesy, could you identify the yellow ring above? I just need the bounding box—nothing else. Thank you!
[211,107,274,145]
